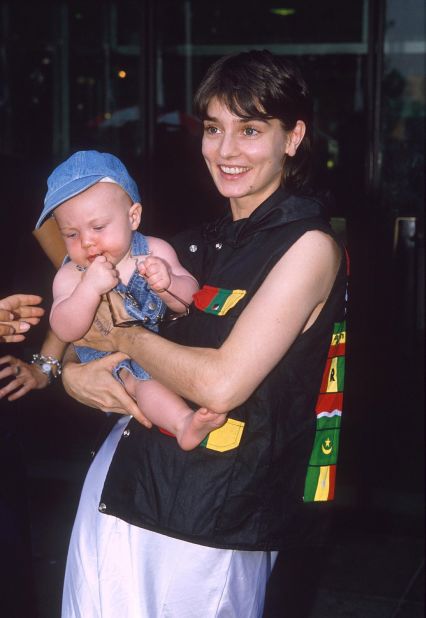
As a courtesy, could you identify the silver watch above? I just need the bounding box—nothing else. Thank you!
[31,354,62,383]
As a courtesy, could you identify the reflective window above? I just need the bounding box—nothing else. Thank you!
[1,0,423,232]
[381,0,425,216]
[150,0,370,232]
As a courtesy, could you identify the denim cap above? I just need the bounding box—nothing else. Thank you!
[35,150,141,229]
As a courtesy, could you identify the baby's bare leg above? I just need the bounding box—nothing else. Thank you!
[121,373,226,450]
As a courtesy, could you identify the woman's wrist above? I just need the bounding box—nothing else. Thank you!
[118,324,151,355]
[31,353,62,383]
[30,363,51,389]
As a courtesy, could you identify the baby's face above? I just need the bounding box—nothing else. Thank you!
[54,182,141,268]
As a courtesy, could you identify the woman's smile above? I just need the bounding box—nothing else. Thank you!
[218,165,251,176]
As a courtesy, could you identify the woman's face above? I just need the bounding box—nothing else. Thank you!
[201,97,302,218]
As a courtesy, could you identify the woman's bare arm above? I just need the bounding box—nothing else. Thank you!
[71,231,341,414]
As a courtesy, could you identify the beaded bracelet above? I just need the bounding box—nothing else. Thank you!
[31,353,62,383]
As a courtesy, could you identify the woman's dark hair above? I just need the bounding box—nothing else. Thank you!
[194,49,313,191]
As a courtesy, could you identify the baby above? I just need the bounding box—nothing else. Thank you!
[35,150,225,450]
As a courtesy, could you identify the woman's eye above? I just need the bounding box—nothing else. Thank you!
[243,126,259,137]
[93,226,104,231]
[65,233,77,239]
[204,125,219,135]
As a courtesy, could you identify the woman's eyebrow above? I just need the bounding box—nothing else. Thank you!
[238,117,270,124]
[204,114,269,124]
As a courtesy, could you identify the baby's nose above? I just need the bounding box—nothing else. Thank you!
[81,236,95,249]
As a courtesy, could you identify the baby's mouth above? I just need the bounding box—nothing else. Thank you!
[87,253,102,263]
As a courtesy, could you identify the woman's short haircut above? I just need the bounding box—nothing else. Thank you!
[194,49,313,191]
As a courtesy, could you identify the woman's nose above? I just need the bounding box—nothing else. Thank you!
[219,132,239,159]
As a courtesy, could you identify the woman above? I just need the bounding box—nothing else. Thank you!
[60,50,348,617]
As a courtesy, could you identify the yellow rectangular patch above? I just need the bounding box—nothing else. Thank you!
[314,466,331,501]
[204,418,245,452]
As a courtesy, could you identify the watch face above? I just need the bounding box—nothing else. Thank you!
[41,362,52,374]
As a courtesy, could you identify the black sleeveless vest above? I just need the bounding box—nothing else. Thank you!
[100,187,348,550]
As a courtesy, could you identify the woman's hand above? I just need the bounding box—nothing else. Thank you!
[0,294,44,342]
[0,355,49,401]
[62,352,152,428]
[73,297,122,351]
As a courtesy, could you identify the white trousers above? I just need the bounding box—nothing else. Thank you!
[62,416,277,618]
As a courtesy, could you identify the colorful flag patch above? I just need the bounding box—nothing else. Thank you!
[320,356,345,393]
[200,418,245,452]
[304,319,346,503]
[307,426,340,466]
[304,465,336,501]
[193,285,247,316]
[315,392,343,416]
[329,321,346,357]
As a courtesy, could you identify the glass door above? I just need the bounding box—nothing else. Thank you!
[147,0,370,234]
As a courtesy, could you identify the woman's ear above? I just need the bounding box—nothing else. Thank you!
[129,202,142,229]
[285,120,306,157]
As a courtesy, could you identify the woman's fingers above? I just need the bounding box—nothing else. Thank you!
[0,356,48,400]
[62,353,152,428]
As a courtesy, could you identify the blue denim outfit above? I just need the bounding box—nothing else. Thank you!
[74,231,166,383]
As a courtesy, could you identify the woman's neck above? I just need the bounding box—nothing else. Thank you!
[230,198,258,221]
[230,187,280,221]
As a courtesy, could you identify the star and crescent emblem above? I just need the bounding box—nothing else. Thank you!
[321,437,333,455]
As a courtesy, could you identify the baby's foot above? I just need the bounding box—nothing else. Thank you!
[177,408,226,451]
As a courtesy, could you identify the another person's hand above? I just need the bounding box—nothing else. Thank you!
[137,255,171,292]
[62,351,152,428]
[0,355,49,401]
[0,294,44,342]
[73,299,125,351]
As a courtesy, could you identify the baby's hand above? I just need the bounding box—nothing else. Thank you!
[137,255,171,292]
[82,256,119,295]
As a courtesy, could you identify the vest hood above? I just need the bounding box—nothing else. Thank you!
[203,187,329,247]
